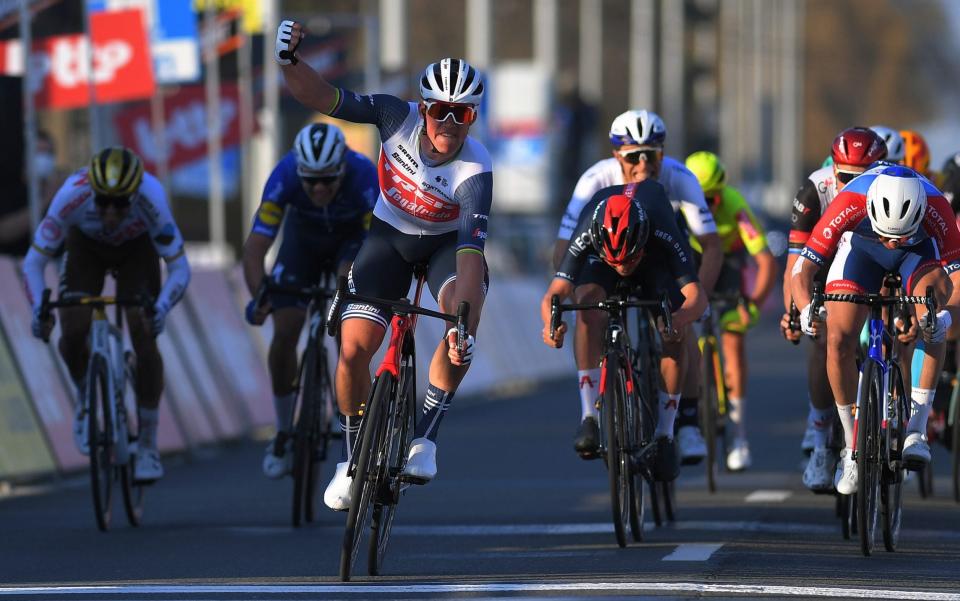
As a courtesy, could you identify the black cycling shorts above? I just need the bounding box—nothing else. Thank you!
[270,213,365,310]
[342,217,489,329]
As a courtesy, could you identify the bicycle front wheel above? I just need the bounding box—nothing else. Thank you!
[293,343,319,528]
[700,338,719,493]
[952,381,960,503]
[602,358,630,548]
[856,361,881,556]
[87,356,114,532]
[340,374,392,581]
[881,364,907,552]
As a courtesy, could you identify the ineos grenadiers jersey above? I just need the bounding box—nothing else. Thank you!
[556,180,698,287]
[251,150,378,238]
[556,156,717,241]
[330,90,493,254]
[800,165,960,273]
[22,169,190,311]
[788,166,839,254]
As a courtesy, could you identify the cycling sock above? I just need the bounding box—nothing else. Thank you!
[656,391,681,439]
[274,392,296,433]
[72,375,87,407]
[677,397,699,428]
[138,408,160,450]
[728,396,746,439]
[577,368,601,421]
[339,413,361,462]
[836,403,854,449]
[810,405,833,448]
[907,387,934,434]
[415,384,454,442]
[806,398,818,428]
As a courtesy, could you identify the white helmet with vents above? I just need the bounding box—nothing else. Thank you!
[294,123,346,174]
[870,125,905,163]
[419,58,484,105]
[866,166,927,238]
[609,110,667,147]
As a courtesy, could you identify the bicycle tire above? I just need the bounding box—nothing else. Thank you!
[839,493,854,540]
[602,357,630,548]
[120,351,144,527]
[628,373,651,542]
[339,374,390,581]
[661,479,676,522]
[856,360,881,556]
[648,477,662,527]
[87,356,114,532]
[292,343,319,528]
[881,364,907,552]
[307,346,336,524]
[700,338,718,493]
[952,380,960,503]
[370,354,416,575]
[918,461,933,498]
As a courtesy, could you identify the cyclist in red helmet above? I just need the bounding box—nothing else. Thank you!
[540,179,708,482]
[782,126,887,491]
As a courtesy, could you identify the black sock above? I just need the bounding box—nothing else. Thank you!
[339,413,361,462]
[678,397,699,428]
[414,384,454,442]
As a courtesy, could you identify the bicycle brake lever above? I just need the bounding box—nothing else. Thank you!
[550,294,561,341]
[456,301,470,353]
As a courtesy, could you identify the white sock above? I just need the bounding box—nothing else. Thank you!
[908,387,934,434]
[139,408,160,450]
[274,392,297,433]
[810,405,833,449]
[656,391,681,439]
[577,368,600,421]
[836,403,854,450]
[728,396,746,439]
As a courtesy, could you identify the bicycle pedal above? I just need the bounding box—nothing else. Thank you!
[902,458,927,472]
[398,474,429,486]
[576,449,601,461]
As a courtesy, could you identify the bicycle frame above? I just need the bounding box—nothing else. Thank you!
[376,276,425,378]
[83,301,134,465]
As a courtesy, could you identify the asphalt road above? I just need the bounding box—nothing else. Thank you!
[2,315,960,600]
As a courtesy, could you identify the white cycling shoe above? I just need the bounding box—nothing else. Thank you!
[324,461,352,511]
[262,432,293,479]
[902,431,931,468]
[677,426,707,465]
[803,447,835,491]
[134,448,164,482]
[73,401,89,456]
[834,447,857,495]
[401,438,437,483]
[726,438,752,471]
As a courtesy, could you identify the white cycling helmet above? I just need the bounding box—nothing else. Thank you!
[609,110,667,147]
[866,166,927,238]
[294,123,346,174]
[419,58,484,105]
[870,125,905,163]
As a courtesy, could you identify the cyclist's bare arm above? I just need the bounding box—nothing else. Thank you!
[278,22,339,114]
[751,248,777,306]
[540,277,575,348]
[782,253,798,314]
[242,232,273,298]
[674,281,707,329]
[551,239,567,272]
[696,232,723,294]
[789,256,819,313]
[453,252,485,335]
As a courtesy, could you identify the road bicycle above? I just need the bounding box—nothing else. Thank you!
[39,288,150,532]
[551,285,674,547]
[810,274,936,555]
[252,275,339,527]
[327,266,469,580]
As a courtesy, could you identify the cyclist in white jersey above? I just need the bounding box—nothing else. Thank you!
[23,147,191,482]
[781,127,887,490]
[276,21,491,510]
[552,110,722,464]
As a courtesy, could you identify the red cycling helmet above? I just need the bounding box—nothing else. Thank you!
[831,127,887,167]
[590,194,650,265]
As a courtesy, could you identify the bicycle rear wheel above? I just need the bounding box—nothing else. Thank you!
[369,354,416,575]
[87,356,114,532]
[700,338,719,493]
[856,361,881,556]
[119,351,144,527]
[339,374,391,581]
[293,343,319,528]
[952,382,960,503]
[881,364,907,552]
[602,358,631,548]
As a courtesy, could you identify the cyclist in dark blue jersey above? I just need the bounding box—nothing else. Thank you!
[242,122,377,478]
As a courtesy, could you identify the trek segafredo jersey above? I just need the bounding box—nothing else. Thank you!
[331,90,493,254]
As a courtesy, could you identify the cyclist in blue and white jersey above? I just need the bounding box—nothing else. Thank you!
[276,21,492,510]
[551,110,722,465]
[242,122,378,479]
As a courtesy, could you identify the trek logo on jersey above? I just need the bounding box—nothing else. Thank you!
[379,152,458,222]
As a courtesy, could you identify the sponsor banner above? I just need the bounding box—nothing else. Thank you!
[185,270,273,428]
[114,83,245,173]
[0,322,57,480]
[0,9,156,108]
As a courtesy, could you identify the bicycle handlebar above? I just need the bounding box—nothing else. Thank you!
[550,293,673,343]
[810,281,937,338]
[38,289,155,343]
[787,301,801,346]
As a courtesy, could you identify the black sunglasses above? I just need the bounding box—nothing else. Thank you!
[94,195,131,209]
[836,170,860,184]
[618,149,659,165]
[301,173,341,186]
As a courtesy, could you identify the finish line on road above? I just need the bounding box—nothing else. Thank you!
[2,582,958,600]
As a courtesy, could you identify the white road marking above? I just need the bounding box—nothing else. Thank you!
[745,489,793,503]
[1,582,958,599]
[662,543,724,561]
